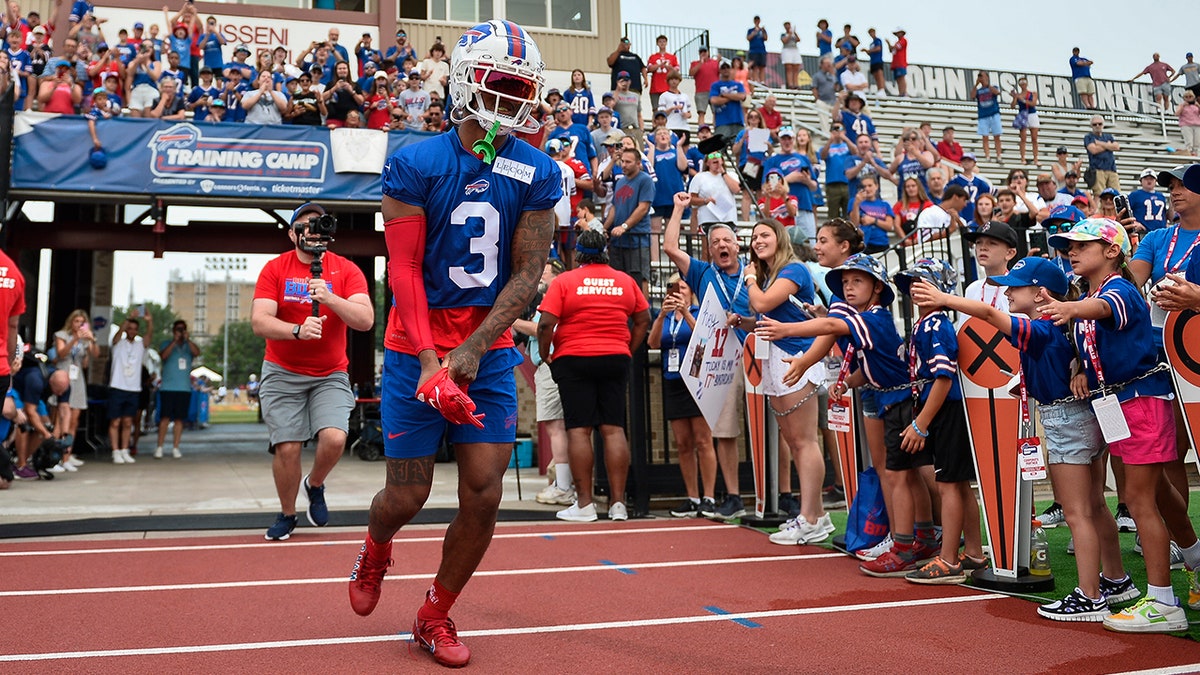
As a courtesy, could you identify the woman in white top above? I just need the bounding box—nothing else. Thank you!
[53,309,99,468]
[688,152,741,229]
[779,21,802,89]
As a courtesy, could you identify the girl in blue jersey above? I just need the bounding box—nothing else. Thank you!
[848,174,895,253]
[733,218,831,544]
[912,257,1137,621]
[1040,219,1199,633]
[760,254,938,574]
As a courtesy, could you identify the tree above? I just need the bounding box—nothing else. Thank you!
[201,320,266,386]
[112,302,180,351]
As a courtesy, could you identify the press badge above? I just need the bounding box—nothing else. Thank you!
[667,348,681,373]
[827,396,851,433]
[1019,437,1047,481]
[1092,394,1131,444]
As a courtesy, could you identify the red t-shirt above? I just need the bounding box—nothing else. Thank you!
[254,250,368,377]
[690,58,720,95]
[936,141,963,164]
[365,93,391,130]
[891,37,908,69]
[538,264,648,358]
[0,250,25,377]
[759,106,783,131]
[648,51,679,94]
[565,157,591,210]
[758,194,798,226]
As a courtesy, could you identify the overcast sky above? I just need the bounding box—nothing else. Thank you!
[621,1,1197,81]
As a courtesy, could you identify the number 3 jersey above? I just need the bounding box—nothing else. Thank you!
[382,131,562,356]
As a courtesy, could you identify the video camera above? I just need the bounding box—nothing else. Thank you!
[294,213,337,256]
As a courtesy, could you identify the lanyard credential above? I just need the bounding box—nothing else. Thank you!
[1164,226,1200,276]
[713,263,746,312]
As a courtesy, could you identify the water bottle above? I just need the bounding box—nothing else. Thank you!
[1030,519,1051,576]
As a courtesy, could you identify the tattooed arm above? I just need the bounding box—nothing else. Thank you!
[443,207,555,385]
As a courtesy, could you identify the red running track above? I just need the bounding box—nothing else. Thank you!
[2,520,1200,673]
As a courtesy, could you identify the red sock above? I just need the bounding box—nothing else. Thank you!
[418,580,459,621]
[365,534,391,557]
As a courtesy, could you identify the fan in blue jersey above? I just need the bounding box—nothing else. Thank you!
[347,20,560,669]
[1128,168,1171,232]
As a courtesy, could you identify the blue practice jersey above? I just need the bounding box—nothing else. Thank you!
[834,304,909,411]
[763,152,814,211]
[1128,189,1169,232]
[760,262,816,355]
[1070,55,1092,79]
[382,132,562,310]
[1009,316,1075,404]
[910,312,963,402]
[1072,276,1172,402]
[949,174,991,222]
[840,110,875,144]
[546,123,596,168]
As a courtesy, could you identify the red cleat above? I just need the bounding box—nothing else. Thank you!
[348,536,392,616]
[412,615,471,668]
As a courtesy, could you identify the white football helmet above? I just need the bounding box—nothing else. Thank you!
[449,20,545,135]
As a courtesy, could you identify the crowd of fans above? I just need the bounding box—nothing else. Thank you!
[3,1,453,137]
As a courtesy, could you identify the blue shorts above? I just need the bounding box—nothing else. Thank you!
[977,113,1002,137]
[892,66,907,78]
[381,347,522,458]
[108,388,139,419]
[859,389,880,419]
[1040,399,1104,465]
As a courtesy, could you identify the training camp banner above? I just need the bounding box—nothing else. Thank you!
[12,112,430,203]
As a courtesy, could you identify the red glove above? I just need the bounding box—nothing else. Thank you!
[415,368,485,429]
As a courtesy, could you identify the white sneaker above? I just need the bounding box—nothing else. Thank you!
[172,447,182,459]
[47,463,66,473]
[768,516,828,545]
[556,502,598,523]
[112,450,126,464]
[609,502,628,521]
[536,484,575,506]
[855,534,894,561]
[153,447,164,459]
[122,449,136,464]
[66,456,84,467]
[817,513,836,535]
[60,461,77,473]
[1102,597,1188,633]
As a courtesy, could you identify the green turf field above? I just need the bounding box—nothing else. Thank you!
[763,494,1200,641]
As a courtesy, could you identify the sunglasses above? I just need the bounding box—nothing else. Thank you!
[1046,223,1074,234]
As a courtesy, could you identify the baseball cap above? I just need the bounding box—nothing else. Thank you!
[617,71,631,80]
[718,60,731,69]
[1065,169,1078,178]
[777,125,795,138]
[1139,168,1158,180]
[964,221,1019,248]
[103,71,119,80]
[986,257,1070,296]
[235,44,251,55]
[291,202,325,223]
[544,138,566,155]
[961,152,976,162]
[698,123,712,131]
[845,91,865,106]
[96,41,108,51]
[1072,194,1090,207]
[603,129,626,145]
[554,102,570,112]
[1186,165,1200,193]
[893,27,906,35]
[698,45,709,53]
[596,105,613,115]
[1056,146,1068,154]
[48,57,69,70]
[1044,204,1087,226]
[363,60,377,70]
[407,70,420,79]
[1047,217,1129,255]
[31,25,45,35]
[1099,187,1120,198]
[199,66,213,75]
[544,87,560,99]
[1156,164,1199,189]
[380,72,394,80]
[211,98,226,108]
[1189,52,1195,59]
[91,86,107,96]
[134,21,144,29]
[653,108,667,118]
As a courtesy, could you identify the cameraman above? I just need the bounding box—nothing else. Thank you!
[252,203,373,541]
[11,351,70,479]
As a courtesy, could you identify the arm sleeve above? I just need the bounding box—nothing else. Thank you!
[384,214,435,353]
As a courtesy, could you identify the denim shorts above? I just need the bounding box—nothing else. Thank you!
[1040,399,1104,465]
[977,113,1002,137]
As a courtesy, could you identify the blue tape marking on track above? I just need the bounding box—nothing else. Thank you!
[703,605,762,628]
[599,559,636,575]
[542,535,556,540]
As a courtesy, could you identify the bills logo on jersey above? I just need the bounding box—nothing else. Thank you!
[465,179,490,195]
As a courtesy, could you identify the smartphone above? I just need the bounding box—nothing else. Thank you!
[1027,227,1047,254]
[1113,194,1131,218]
